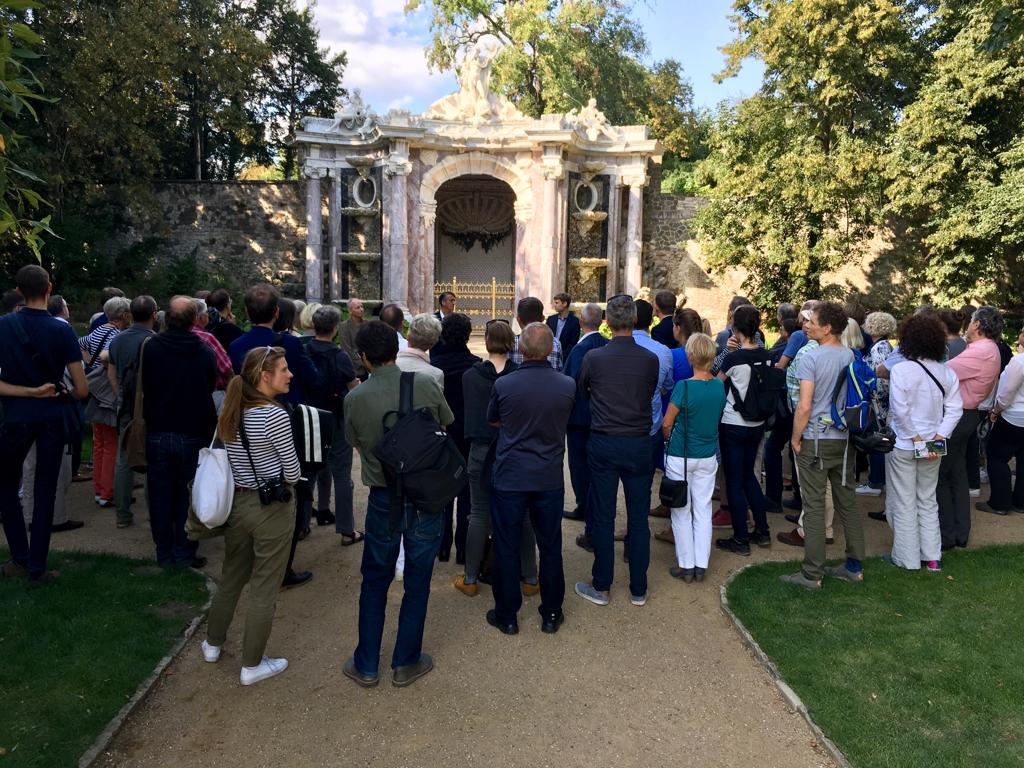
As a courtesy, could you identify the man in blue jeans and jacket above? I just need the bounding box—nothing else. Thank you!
[575,294,660,607]
[342,321,454,688]
[486,323,575,635]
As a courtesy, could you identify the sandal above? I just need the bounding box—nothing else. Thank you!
[340,531,365,547]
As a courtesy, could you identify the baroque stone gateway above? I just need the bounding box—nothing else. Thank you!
[293,40,662,319]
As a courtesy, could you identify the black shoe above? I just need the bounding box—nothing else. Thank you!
[785,513,800,525]
[541,613,565,634]
[343,656,379,688]
[693,567,706,582]
[750,530,771,548]
[575,533,594,553]
[669,566,694,582]
[190,556,208,569]
[51,520,85,533]
[562,508,585,521]
[868,511,887,522]
[456,552,466,566]
[477,570,492,586]
[715,537,751,556]
[281,569,313,589]
[486,609,519,635]
[314,509,336,526]
[764,503,784,514]
[438,550,451,562]
[977,502,1009,516]
[955,541,968,548]
[392,653,434,687]
[783,497,802,512]
[298,527,311,541]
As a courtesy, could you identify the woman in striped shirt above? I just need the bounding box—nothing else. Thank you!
[202,346,301,686]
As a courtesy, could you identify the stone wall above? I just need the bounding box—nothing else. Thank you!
[109,181,309,298]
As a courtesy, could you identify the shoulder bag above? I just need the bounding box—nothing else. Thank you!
[191,434,234,527]
[659,380,689,508]
[120,337,151,472]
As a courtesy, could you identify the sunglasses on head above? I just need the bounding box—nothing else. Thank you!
[486,318,511,327]
[607,294,634,303]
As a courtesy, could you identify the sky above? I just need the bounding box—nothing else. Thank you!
[308,0,764,115]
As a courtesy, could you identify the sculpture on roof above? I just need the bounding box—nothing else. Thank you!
[424,38,525,124]
[565,98,620,142]
[327,89,378,138]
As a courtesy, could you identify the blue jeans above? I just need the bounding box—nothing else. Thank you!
[0,420,65,578]
[566,425,592,530]
[719,423,768,544]
[587,433,653,597]
[868,450,886,488]
[490,487,564,625]
[145,432,205,565]
[354,487,442,675]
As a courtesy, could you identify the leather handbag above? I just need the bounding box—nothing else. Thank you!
[659,381,689,508]
[120,337,151,473]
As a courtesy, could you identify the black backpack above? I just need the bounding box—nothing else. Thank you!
[372,372,468,526]
[304,342,352,423]
[726,350,787,426]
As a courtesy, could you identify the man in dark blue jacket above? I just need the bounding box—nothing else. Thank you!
[651,290,678,349]
[560,304,607,541]
[546,292,581,360]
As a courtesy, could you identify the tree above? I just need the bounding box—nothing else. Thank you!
[0,0,52,264]
[886,0,1024,307]
[406,0,694,154]
[263,0,346,179]
[695,0,933,308]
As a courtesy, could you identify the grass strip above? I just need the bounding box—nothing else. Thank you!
[727,546,1024,768]
[0,550,207,768]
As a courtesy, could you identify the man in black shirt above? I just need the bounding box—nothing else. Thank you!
[574,295,660,607]
[486,323,575,634]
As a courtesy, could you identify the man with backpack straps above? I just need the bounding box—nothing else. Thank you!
[342,321,454,689]
[303,305,360,543]
[780,302,866,590]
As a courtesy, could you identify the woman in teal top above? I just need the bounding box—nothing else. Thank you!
[661,333,727,582]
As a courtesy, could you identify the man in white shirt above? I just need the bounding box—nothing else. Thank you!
[396,313,444,391]
[435,291,456,322]
[380,303,408,351]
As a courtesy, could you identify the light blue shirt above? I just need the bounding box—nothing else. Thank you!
[632,330,674,435]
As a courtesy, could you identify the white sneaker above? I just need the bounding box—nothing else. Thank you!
[855,484,882,496]
[980,468,989,484]
[395,568,404,582]
[201,639,221,663]
[969,488,981,498]
[240,656,288,686]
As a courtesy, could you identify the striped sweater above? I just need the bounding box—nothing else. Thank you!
[225,405,301,488]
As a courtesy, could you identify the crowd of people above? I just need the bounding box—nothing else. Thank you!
[2,264,1022,688]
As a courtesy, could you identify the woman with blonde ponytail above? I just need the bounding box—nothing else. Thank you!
[202,346,301,686]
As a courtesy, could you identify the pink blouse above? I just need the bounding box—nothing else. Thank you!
[947,338,1000,409]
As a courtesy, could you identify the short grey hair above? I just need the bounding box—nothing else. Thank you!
[312,304,341,336]
[407,313,441,351]
[863,311,896,338]
[580,302,603,329]
[520,322,553,359]
[972,306,1004,340]
[194,298,208,317]
[103,296,131,321]
[606,295,636,332]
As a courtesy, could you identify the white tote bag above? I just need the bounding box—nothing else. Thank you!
[192,437,234,528]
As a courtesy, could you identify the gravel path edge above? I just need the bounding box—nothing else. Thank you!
[720,565,854,768]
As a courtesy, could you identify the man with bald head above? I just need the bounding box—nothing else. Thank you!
[338,297,367,379]
[141,295,217,569]
[485,322,575,635]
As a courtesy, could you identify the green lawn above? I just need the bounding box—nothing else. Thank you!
[727,546,1024,768]
[0,551,208,768]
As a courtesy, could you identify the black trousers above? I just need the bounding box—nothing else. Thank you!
[937,409,981,547]
[986,417,1024,511]
[440,436,471,559]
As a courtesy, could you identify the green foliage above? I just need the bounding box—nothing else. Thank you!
[406,0,695,154]
[0,1,52,263]
[886,0,1024,307]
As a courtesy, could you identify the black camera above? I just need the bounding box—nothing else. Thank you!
[257,474,292,506]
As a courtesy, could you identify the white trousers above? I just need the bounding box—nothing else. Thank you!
[885,447,941,568]
[666,455,718,569]
[22,443,72,526]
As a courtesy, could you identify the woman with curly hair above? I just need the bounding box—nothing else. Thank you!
[885,314,962,571]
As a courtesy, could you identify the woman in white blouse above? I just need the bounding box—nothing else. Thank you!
[979,328,1024,515]
[886,314,963,571]
[202,346,301,686]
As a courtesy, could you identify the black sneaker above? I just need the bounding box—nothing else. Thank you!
[486,609,519,635]
[541,612,565,634]
[575,533,594,553]
[715,537,751,556]
[750,530,771,548]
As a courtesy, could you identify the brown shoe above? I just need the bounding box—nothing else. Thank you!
[521,580,540,597]
[613,530,627,542]
[654,528,675,544]
[2,560,28,578]
[776,529,805,547]
[649,504,670,519]
[453,574,478,596]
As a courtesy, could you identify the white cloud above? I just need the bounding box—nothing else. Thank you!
[310,0,457,113]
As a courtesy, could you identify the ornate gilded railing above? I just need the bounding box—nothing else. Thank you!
[434,276,516,321]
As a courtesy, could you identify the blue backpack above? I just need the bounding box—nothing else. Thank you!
[829,351,877,434]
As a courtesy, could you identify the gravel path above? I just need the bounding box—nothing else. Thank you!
[42,458,1022,768]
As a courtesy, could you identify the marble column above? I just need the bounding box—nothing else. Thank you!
[540,173,558,302]
[328,174,343,301]
[385,142,412,308]
[304,167,326,302]
[415,202,437,315]
[623,180,644,296]
[605,178,622,298]
[514,203,533,304]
